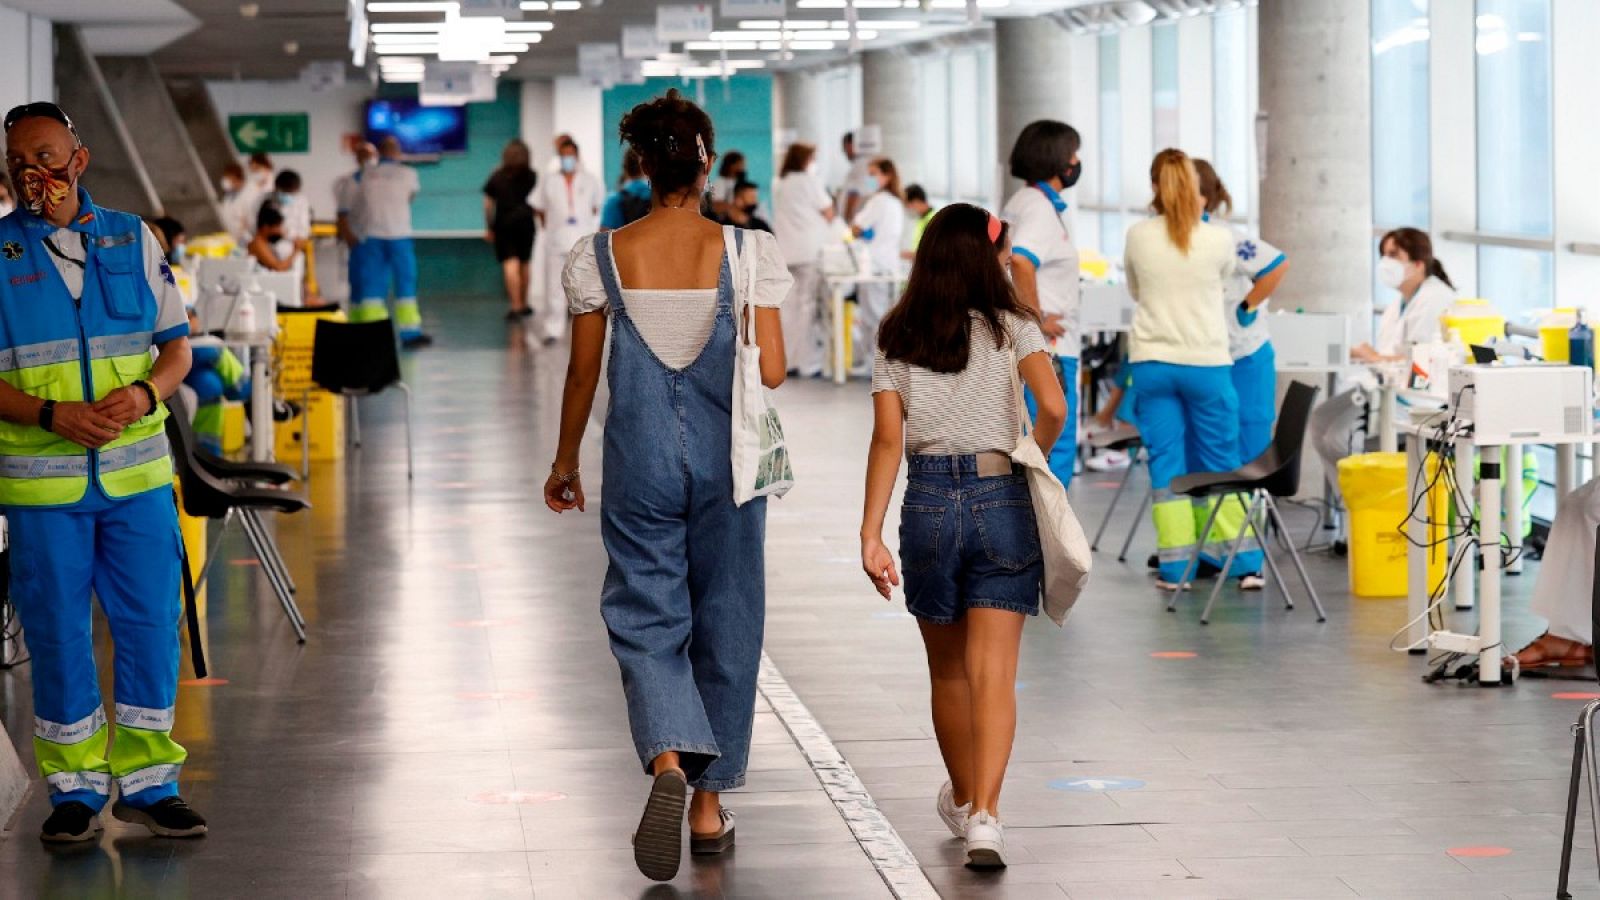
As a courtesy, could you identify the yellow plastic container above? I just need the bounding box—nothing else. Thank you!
[1540,308,1579,363]
[175,476,206,607]
[221,401,247,454]
[1338,452,1446,598]
[1441,298,1505,348]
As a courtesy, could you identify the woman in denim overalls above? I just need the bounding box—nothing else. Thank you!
[544,90,791,883]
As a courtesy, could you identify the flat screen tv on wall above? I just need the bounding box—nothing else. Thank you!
[365,99,467,155]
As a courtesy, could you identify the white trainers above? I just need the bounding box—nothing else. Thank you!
[936,781,970,838]
[964,811,1007,868]
[1085,450,1131,472]
[1239,574,1266,591]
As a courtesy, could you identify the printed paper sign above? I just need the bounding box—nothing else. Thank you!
[300,60,346,92]
[622,24,670,59]
[855,124,883,155]
[657,4,714,42]
[421,61,497,105]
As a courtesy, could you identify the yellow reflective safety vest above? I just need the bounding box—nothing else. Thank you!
[0,192,176,508]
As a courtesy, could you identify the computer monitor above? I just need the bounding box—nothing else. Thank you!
[365,98,467,155]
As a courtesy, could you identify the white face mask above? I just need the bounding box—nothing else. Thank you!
[221,177,240,193]
[1377,256,1409,291]
[0,199,14,219]
[805,161,819,176]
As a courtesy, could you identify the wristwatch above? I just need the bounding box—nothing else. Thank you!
[38,399,55,433]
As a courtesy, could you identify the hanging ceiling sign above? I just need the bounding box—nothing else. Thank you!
[855,124,883,155]
[657,4,714,42]
[622,24,670,59]
[721,0,785,18]
[459,0,524,19]
[421,61,497,105]
[300,60,346,92]
[578,43,623,87]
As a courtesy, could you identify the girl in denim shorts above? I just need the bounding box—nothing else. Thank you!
[860,204,1067,869]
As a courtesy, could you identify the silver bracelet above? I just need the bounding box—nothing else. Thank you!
[550,463,581,485]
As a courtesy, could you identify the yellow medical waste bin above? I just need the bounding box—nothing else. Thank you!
[1337,452,1446,598]
[274,308,346,462]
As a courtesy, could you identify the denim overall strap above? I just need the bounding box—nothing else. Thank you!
[596,228,768,793]
[593,233,627,321]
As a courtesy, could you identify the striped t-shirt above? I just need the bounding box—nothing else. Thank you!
[871,312,1050,456]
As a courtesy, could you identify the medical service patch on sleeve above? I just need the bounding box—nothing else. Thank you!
[1237,240,1258,262]
[159,259,176,286]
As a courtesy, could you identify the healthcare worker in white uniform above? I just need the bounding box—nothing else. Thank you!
[531,138,603,344]
[774,142,835,377]
[1002,120,1082,490]
[1194,159,1290,463]
[849,157,905,373]
[1309,227,1456,492]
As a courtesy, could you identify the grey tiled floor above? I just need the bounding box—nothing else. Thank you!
[1,296,1595,899]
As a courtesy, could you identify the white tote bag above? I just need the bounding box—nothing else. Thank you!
[1010,366,1092,626]
[724,226,796,506]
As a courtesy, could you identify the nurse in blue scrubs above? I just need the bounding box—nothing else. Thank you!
[1193,159,1290,462]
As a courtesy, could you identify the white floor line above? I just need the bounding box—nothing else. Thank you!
[757,652,941,900]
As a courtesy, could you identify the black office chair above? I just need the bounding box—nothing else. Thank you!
[167,394,312,642]
[303,318,414,480]
[1167,380,1327,624]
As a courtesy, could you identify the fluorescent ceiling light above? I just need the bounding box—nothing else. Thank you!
[849,19,921,28]
[384,74,425,82]
[685,40,759,50]
[796,0,901,8]
[552,1,581,9]
[368,1,457,11]
[521,1,550,8]
[740,19,828,28]
[372,22,444,32]
[927,0,1008,7]
[376,44,441,53]
[759,40,834,49]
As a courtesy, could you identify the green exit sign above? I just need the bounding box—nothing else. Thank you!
[228,113,310,154]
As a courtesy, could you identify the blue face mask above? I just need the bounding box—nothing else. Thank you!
[559,156,577,175]
[275,192,293,206]
[171,244,186,267]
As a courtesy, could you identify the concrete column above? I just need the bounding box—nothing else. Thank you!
[777,69,825,148]
[860,49,920,179]
[994,19,1074,196]
[1258,0,1372,320]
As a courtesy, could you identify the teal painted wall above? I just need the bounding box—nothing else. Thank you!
[600,76,774,208]
[380,81,522,234]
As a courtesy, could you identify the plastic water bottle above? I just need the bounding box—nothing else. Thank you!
[234,299,257,335]
[1570,310,1594,370]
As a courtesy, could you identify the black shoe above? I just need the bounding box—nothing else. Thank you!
[41,802,102,843]
[1147,553,1220,579]
[518,306,535,318]
[400,333,434,350]
[112,797,208,838]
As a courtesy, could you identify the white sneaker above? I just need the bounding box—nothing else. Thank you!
[964,811,1007,868]
[1085,450,1130,472]
[1239,574,1266,591]
[936,781,970,838]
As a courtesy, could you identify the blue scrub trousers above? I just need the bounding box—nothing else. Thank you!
[1024,354,1078,491]
[346,240,370,307]
[1230,341,1277,463]
[1133,361,1262,583]
[355,237,423,340]
[8,488,186,810]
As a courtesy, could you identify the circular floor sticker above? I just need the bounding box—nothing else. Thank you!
[1150,651,1197,659]
[1048,777,1146,793]
[1552,692,1600,701]
[181,677,230,687]
[470,790,567,806]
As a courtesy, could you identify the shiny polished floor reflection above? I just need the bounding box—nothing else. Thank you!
[1,296,1595,899]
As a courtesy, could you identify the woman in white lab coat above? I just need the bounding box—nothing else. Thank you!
[1309,227,1457,504]
[850,157,906,372]
[773,143,835,377]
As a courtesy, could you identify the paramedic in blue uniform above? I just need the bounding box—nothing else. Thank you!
[0,102,206,842]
